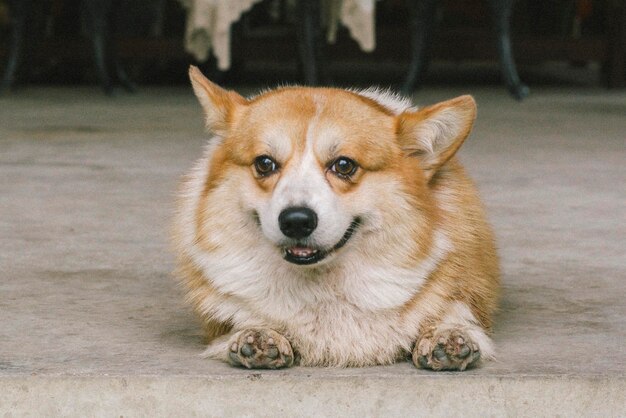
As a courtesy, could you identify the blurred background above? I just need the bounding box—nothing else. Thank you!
[0,0,624,94]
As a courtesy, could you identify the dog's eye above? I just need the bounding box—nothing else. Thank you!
[330,157,358,178]
[254,155,278,176]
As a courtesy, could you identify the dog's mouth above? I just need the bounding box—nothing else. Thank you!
[283,218,361,265]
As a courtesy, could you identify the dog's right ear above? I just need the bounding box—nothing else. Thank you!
[397,95,476,181]
[189,65,247,135]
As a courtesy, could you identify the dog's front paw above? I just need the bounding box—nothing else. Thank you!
[413,329,481,371]
[228,329,294,369]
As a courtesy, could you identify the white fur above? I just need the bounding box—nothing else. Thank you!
[352,87,416,114]
[438,302,495,360]
[413,108,464,156]
[339,230,452,311]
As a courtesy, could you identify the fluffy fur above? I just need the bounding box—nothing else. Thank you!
[172,66,499,370]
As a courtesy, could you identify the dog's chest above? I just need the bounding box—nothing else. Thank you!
[252,272,422,365]
[282,299,415,366]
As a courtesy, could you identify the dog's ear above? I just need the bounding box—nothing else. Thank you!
[189,65,246,135]
[397,95,476,180]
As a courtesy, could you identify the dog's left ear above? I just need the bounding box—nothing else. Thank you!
[397,95,476,180]
[189,65,247,136]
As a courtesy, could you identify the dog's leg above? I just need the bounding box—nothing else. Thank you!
[412,302,494,371]
[204,329,295,369]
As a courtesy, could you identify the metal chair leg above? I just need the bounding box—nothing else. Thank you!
[604,1,626,88]
[1,0,32,93]
[83,0,115,95]
[488,0,529,100]
[114,60,137,93]
[109,0,137,93]
[295,0,323,86]
[401,0,437,95]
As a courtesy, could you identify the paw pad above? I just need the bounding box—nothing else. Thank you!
[228,329,294,369]
[413,329,481,371]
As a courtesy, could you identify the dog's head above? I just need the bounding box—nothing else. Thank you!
[189,66,476,268]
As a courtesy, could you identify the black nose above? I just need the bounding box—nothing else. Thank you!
[279,207,318,239]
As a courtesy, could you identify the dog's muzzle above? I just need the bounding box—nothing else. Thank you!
[283,218,361,265]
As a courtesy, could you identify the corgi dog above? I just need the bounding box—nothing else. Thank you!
[173,66,499,371]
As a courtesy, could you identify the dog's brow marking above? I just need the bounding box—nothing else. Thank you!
[261,127,292,161]
[262,141,278,157]
[327,142,339,161]
[309,94,344,166]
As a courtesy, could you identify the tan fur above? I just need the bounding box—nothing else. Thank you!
[173,66,499,369]
[400,160,500,329]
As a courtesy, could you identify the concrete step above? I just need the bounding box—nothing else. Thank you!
[2,372,624,417]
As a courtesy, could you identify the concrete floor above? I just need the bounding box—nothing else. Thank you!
[0,86,625,416]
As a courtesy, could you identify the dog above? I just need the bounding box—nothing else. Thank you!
[173,66,499,371]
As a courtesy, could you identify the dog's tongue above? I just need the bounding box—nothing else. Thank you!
[289,247,317,258]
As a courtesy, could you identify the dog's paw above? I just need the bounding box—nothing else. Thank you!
[412,329,481,371]
[228,329,294,369]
